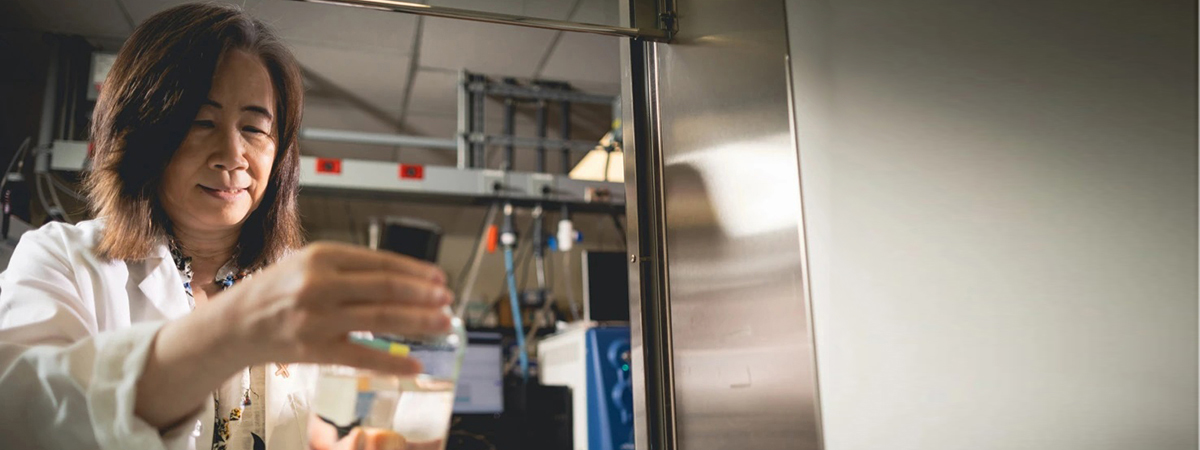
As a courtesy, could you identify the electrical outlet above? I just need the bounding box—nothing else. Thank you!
[529,173,555,197]
[480,169,505,195]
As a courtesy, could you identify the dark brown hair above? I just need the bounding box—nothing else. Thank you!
[85,2,303,269]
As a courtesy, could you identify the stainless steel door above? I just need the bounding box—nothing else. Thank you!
[622,0,822,449]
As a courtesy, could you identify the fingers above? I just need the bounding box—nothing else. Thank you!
[307,273,454,307]
[311,418,406,450]
[305,242,445,283]
[307,414,338,450]
[330,304,452,337]
[361,429,405,450]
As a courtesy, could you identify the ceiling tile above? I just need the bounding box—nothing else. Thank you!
[406,69,461,117]
[418,17,556,78]
[292,43,410,121]
[570,0,618,25]
[538,32,620,85]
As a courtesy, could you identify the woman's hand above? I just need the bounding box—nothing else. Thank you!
[307,416,406,450]
[135,242,452,430]
[219,242,453,372]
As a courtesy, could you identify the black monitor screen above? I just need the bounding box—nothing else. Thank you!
[376,217,442,263]
[582,251,630,322]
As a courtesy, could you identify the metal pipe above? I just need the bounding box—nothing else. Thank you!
[456,71,470,169]
[560,99,571,221]
[293,0,669,41]
[470,81,615,104]
[560,100,572,175]
[476,134,597,153]
[299,127,457,149]
[503,82,516,170]
[535,100,547,173]
[472,74,486,168]
[531,204,546,296]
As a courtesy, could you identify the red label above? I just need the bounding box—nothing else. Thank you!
[316,158,342,174]
[399,164,424,180]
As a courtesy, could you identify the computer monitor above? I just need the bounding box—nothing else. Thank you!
[453,332,504,414]
[582,251,630,323]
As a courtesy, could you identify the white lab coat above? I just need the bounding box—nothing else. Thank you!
[0,219,314,449]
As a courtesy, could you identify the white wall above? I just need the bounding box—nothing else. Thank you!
[786,1,1197,449]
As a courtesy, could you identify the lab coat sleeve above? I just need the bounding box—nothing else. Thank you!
[0,224,203,450]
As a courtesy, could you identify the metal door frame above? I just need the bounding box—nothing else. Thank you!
[618,31,676,450]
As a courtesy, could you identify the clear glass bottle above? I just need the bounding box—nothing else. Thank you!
[309,308,467,450]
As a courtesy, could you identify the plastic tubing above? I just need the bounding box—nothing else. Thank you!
[503,244,529,380]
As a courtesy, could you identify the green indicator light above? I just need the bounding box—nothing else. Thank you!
[621,364,630,371]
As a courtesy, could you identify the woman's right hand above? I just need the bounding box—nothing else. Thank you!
[136,242,452,429]
[219,242,454,373]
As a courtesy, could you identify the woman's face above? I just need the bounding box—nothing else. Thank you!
[160,49,278,235]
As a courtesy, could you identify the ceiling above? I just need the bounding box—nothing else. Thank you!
[0,0,622,169]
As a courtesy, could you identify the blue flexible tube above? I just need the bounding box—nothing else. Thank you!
[503,245,529,380]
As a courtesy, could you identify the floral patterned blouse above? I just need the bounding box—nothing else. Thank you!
[168,241,270,450]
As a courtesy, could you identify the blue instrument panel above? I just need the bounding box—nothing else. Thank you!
[586,327,634,450]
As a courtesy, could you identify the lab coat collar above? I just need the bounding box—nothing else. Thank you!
[144,237,173,262]
[134,241,192,319]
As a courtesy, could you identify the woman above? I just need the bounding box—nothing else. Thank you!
[0,4,448,449]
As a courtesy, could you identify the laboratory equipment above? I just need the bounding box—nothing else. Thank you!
[538,325,633,450]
